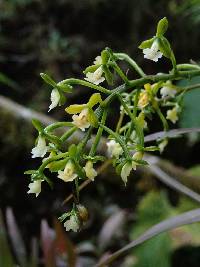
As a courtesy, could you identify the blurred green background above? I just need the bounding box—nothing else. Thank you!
[1,0,200,266]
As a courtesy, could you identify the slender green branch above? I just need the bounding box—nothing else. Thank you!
[89,109,108,156]
[38,152,69,173]
[129,70,200,87]
[58,78,111,94]
[110,62,129,83]
[183,83,200,92]
[116,109,125,133]
[114,53,146,77]
[45,122,74,132]
[60,126,77,142]
[118,95,144,148]
[177,64,200,71]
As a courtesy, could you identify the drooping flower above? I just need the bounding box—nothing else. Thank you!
[143,41,163,62]
[84,66,105,85]
[31,136,48,158]
[121,162,133,184]
[48,88,60,112]
[132,151,144,170]
[93,55,103,65]
[160,85,177,98]
[72,108,90,131]
[64,214,79,232]
[166,106,179,124]
[138,91,149,109]
[83,161,97,181]
[58,161,77,182]
[158,139,168,153]
[27,180,41,197]
[106,139,123,158]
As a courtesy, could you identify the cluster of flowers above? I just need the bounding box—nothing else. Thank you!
[26,17,200,232]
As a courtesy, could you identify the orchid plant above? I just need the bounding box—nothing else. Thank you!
[25,18,200,233]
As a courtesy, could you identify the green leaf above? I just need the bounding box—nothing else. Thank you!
[65,104,87,114]
[103,65,113,86]
[59,91,66,105]
[68,144,78,158]
[133,159,149,165]
[32,119,43,133]
[40,73,57,87]
[101,49,110,64]
[88,109,98,127]
[58,83,73,93]
[48,159,68,172]
[58,212,71,222]
[158,37,172,59]
[130,191,173,267]
[144,146,159,151]
[83,155,106,163]
[156,17,168,37]
[83,65,100,74]
[88,93,102,107]
[24,170,37,175]
[134,234,171,267]
[138,37,155,49]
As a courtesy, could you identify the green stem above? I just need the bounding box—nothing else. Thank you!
[58,78,111,95]
[114,53,146,77]
[45,122,74,132]
[129,70,200,87]
[183,83,200,92]
[118,95,144,148]
[110,62,129,83]
[177,64,200,71]
[89,109,108,156]
[60,126,77,142]
[155,105,169,131]
[44,132,62,146]
[99,123,131,159]
[116,109,125,133]
[38,152,69,173]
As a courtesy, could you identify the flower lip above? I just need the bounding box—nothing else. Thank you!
[48,88,60,112]
[106,139,123,158]
[27,180,41,197]
[31,137,48,158]
[143,41,163,62]
[84,66,105,85]
[72,108,90,131]
[58,161,78,182]
[83,161,97,181]
[64,214,79,232]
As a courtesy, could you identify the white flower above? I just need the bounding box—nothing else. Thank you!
[160,86,177,98]
[166,106,179,124]
[121,162,132,184]
[72,108,90,131]
[31,137,48,158]
[58,161,77,182]
[158,139,168,153]
[132,152,143,170]
[143,41,163,62]
[84,66,105,85]
[106,140,123,158]
[27,180,41,197]
[83,161,97,181]
[48,88,60,112]
[93,55,103,65]
[64,214,79,232]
